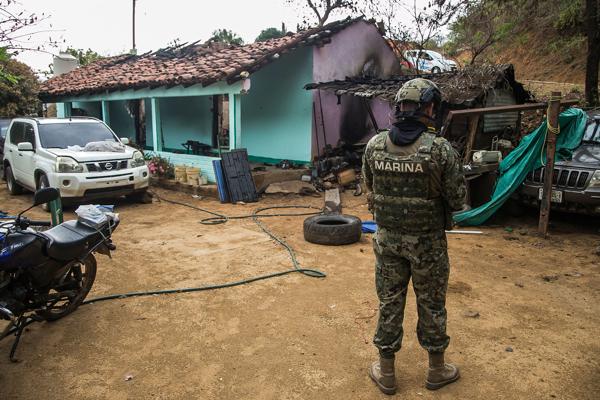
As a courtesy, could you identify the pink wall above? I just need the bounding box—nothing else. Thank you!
[311,21,401,156]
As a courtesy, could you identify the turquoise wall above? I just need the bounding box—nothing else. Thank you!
[72,101,102,118]
[108,100,135,140]
[241,46,313,163]
[159,96,213,151]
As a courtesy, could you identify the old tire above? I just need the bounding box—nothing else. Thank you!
[5,165,23,195]
[304,214,362,246]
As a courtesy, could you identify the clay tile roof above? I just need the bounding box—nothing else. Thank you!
[305,64,532,106]
[39,17,366,101]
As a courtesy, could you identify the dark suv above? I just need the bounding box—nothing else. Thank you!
[520,110,600,215]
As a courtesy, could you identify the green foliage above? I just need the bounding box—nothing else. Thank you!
[0,47,17,84]
[554,0,583,32]
[0,56,40,117]
[65,47,103,66]
[210,29,244,46]
[255,27,286,42]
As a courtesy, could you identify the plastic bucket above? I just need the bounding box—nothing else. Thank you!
[186,167,200,186]
[175,166,187,183]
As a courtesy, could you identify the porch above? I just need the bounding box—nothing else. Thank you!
[53,80,246,182]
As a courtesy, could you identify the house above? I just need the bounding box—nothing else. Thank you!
[306,64,532,158]
[38,18,401,182]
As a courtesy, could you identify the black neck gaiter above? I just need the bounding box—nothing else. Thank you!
[389,119,428,146]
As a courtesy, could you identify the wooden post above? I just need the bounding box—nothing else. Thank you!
[463,114,480,165]
[538,92,561,237]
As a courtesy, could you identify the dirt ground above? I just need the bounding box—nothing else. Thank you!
[0,185,599,400]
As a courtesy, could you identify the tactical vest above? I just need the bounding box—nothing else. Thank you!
[370,131,445,232]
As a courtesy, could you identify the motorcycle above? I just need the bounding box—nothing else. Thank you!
[0,187,118,361]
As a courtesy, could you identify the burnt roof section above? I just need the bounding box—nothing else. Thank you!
[40,17,367,101]
[305,64,532,106]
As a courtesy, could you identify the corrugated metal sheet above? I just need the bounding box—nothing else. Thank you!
[483,89,518,133]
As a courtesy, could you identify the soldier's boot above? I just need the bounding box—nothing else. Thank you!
[425,352,460,390]
[368,356,397,395]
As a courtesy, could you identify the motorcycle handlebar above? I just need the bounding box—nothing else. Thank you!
[27,220,52,227]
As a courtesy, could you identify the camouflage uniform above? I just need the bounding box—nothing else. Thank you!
[362,128,466,357]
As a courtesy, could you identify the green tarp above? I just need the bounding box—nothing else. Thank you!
[454,107,588,226]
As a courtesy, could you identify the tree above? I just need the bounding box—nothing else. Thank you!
[0,57,40,117]
[287,0,358,27]
[447,0,514,65]
[363,0,468,72]
[585,0,599,106]
[209,29,244,46]
[1,0,59,82]
[255,27,286,42]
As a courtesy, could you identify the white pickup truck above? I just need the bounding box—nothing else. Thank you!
[2,117,149,206]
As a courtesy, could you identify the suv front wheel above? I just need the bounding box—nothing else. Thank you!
[5,165,23,195]
[37,173,51,211]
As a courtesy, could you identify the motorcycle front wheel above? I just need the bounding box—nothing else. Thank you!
[36,254,97,322]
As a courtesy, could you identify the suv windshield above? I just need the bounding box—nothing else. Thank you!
[38,122,118,149]
[583,117,600,144]
[0,119,10,139]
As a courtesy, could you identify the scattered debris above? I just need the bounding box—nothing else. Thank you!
[514,282,525,288]
[124,374,134,381]
[264,181,317,195]
[564,272,583,278]
[504,227,514,233]
[462,310,480,318]
[312,142,364,192]
[324,188,342,214]
[505,346,514,352]
[542,275,559,282]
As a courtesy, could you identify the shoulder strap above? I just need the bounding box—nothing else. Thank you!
[417,132,435,155]
[372,130,389,151]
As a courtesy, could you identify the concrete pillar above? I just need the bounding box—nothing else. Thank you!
[151,97,162,152]
[101,100,110,125]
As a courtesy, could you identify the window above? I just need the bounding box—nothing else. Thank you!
[23,123,36,148]
[38,122,117,149]
[9,122,24,145]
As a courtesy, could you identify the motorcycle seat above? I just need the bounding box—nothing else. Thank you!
[41,220,105,261]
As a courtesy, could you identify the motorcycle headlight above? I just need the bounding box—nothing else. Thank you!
[131,151,146,168]
[56,156,83,173]
[589,170,600,188]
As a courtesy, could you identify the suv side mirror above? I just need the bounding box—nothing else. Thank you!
[33,187,60,206]
[17,142,34,152]
[120,137,130,145]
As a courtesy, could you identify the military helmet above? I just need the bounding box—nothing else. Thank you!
[394,78,441,106]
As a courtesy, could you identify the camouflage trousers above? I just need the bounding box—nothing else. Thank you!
[373,227,450,357]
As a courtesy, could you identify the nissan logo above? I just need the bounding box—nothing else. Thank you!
[105,162,113,170]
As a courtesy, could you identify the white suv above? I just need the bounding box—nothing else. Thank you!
[2,117,149,204]
[403,50,457,73]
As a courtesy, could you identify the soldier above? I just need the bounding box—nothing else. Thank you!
[362,78,467,395]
